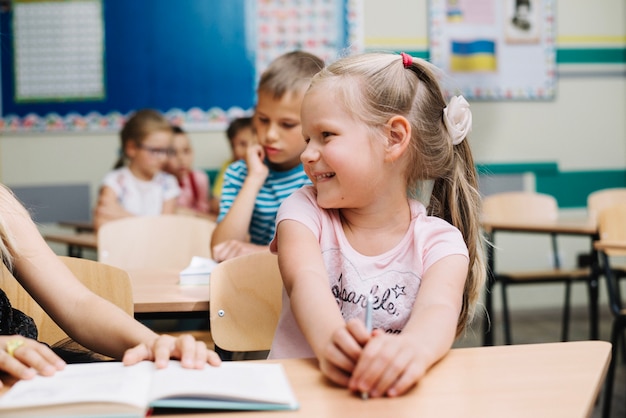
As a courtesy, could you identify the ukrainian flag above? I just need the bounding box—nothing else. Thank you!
[450,40,497,72]
[446,8,463,23]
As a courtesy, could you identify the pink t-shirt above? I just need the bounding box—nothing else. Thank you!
[177,170,210,214]
[268,186,468,359]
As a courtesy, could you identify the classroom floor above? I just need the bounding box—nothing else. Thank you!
[454,305,625,418]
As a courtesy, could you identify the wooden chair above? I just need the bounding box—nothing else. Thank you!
[209,251,282,360]
[595,204,626,418]
[97,215,215,271]
[0,256,133,347]
[587,188,626,275]
[482,191,590,344]
[588,188,626,226]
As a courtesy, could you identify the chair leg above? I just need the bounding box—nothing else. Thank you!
[602,320,621,418]
[500,282,513,345]
[561,281,571,342]
[483,278,495,346]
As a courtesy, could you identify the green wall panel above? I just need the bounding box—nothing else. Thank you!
[477,163,626,208]
[536,170,626,208]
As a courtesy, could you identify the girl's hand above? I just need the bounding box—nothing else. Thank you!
[348,331,427,398]
[0,336,66,387]
[122,334,221,369]
[318,319,371,388]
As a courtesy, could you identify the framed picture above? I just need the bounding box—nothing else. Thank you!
[504,0,541,44]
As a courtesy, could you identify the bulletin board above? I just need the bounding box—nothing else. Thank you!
[428,0,556,100]
[0,0,364,132]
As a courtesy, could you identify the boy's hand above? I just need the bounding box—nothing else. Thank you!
[245,144,269,180]
[211,240,268,262]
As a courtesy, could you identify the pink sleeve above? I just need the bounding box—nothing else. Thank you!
[420,217,469,273]
[193,170,211,213]
[269,186,321,253]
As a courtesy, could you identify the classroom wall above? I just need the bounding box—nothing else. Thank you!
[1,0,624,200]
[0,0,624,311]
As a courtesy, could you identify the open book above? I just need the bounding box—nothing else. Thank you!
[0,360,299,417]
[179,256,218,285]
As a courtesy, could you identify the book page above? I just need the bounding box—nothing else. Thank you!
[0,362,153,410]
[149,361,298,408]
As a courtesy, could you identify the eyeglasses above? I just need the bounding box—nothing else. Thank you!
[138,145,173,157]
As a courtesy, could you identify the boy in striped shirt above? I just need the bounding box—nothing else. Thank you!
[211,51,323,262]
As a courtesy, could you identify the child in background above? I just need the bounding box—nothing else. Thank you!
[93,109,180,230]
[211,117,255,214]
[211,51,323,262]
[268,52,486,399]
[164,125,216,220]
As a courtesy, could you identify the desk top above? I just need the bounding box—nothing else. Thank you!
[158,340,609,418]
[58,220,95,232]
[128,269,209,314]
[43,232,98,249]
[482,217,597,235]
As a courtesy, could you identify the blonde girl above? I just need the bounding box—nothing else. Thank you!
[94,109,180,230]
[269,52,486,398]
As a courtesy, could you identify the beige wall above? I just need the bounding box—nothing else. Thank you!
[1,0,624,196]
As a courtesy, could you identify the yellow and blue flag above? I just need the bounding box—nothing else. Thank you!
[450,40,497,72]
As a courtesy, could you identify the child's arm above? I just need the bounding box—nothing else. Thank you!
[211,144,269,260]
[276,219,364,386]
[348,254,468,398]
[93,186,133,230]
[161,197,177,214]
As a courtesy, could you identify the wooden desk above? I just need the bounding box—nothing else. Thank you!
[159,340,610,418]
[43,232,97,258]
[128,269,209,320]
[58,219,95,232]
[481,217,600,346]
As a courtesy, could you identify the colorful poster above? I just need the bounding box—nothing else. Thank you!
[429,0,555,100]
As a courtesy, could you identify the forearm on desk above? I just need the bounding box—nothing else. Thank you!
[212,177,264,245]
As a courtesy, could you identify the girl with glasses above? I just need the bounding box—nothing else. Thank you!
[93,109,180,230]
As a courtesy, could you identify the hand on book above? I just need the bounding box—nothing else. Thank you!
[122,333,221,370]
[0,335,66,387]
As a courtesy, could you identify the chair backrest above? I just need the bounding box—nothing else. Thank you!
[482,191,559,224]
[597,204,626,315]
[97,215,215,270]
[597,204,626,257]
[587,188,626,226]
[0,256,133,346]
[209,251,282,352]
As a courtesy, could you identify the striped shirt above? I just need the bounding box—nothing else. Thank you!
[217,160,311,245]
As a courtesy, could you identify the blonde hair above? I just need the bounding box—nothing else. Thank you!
[0,185,20,271]
[257,50,324,99]
[309,52,486,335]
[114,109,173,169]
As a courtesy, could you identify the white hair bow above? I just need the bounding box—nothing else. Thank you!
[443,95,472,145]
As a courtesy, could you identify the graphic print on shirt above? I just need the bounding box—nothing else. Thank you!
[323,248,421,333]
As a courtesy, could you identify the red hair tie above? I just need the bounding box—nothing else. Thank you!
[401,52,413,68]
